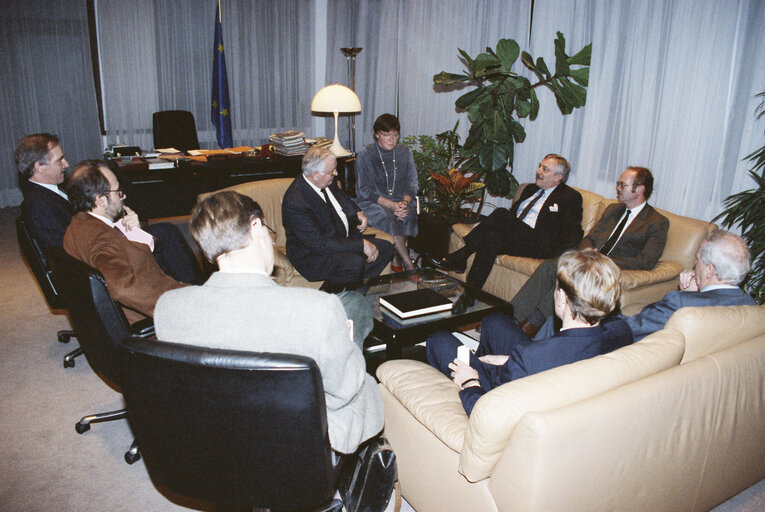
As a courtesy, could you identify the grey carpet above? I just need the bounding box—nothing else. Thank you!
[0,205,760,511]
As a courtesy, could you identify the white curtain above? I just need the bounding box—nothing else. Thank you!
[96,0,315,150]
[0,0,102,208]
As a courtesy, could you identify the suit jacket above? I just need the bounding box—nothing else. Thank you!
[154,272,384,454]
[581,203,669,270]
[460,317,633,414]
[510,183,584,258]
[624,287,756,341]
[63,212,184,321]
[20,180,73,251]
[282,176,365,281]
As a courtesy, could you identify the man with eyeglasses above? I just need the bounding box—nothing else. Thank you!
[511,166,669,337]
[15,134,202,284]
[63,161,187,321]
[283,146,394,292]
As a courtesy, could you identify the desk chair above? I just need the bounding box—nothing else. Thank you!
[119,337,343,511]
[152,110,200,152]
[49,249,153,463]
[15,216,82,367]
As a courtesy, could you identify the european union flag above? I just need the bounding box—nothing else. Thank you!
[211,5,232,148]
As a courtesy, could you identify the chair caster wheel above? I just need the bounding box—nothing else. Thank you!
[58,332,71,343]
[63,358,75,368]
[75,422,90,434]
[124,450,141,465]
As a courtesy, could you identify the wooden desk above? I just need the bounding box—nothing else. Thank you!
[110,155,355,219]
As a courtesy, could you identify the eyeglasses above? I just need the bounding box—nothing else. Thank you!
[615,182,637,190]
[107,189,125,199]
[262,221,277,235]
[377,131,399,140]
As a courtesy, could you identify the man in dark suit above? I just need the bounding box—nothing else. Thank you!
[282,146,394,291]
[428,154,583,290]
[15,134,201,283]
[427,249,632,415]
[624,229,754,341]
[512,167,669,335]
[15,133,72,250]
[63,162,186,322]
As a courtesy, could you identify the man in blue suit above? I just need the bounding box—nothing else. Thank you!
[624,229,755,341]
[427,249,633,415]
[282,146,393,291]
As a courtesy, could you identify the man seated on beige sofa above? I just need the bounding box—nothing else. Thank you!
[426,249,632,415]
[512,166,669,336]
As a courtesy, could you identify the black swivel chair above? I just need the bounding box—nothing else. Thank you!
[119,336,344,511]
[152,110,200,152]
[15,216,82,367]
[49,248,153,463]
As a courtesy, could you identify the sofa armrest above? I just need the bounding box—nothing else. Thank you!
[376,360,468,452]
[619,261,683,289]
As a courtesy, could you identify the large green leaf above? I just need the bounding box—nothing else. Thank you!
[510,118,526,143]
[473,53,501,76]
[458,48,474,69]
[536,57,551,77]
[568,43,592,66]
[560,78,587,107]
[521,51,535,70]
[515,97,532,118]
[554,32,570,75]
[496,38,520,72]
[456,87,485,109]
[569,67,589,86]
[547,81,574,114]
[464,120,484,149]
[529,88,540,120]
[434,71,471,85]
[483,110,509,142]
[485,167,513,196]
[478,140,510,173]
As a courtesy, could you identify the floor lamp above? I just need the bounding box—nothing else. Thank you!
[311,84,361,157]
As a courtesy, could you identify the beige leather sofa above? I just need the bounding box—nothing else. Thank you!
[376,304,765,512]
[449,184,717,314]
[198,178,393,288]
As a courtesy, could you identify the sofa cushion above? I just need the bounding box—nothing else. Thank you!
[460,328,685,481]
[664,304,765,363]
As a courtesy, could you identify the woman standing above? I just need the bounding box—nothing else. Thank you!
[355,114,418,271]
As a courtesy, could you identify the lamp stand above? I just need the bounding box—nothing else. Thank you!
[329,111,351,157]
[341,47,362,153]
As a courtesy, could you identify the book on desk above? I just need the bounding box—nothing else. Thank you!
[379,288,453,319]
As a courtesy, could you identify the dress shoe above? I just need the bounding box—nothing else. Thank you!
[425,253,466,273]
[519,320,542,339]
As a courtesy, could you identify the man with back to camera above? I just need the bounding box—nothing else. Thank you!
[154,190,384,455]
[282,146,394,292]
[15,134,202,283]
[63,161,185,321]
[511,166,669,336]
[427,154,584,291]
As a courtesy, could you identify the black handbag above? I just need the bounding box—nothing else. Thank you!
[337,435,399,512]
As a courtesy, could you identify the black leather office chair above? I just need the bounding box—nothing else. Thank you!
[119,336,344,511]
[48,248,152,463]
[152,110,200,152]
[15,216,82,367]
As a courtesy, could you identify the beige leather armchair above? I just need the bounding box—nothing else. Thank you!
[377,304,765,512]
[450,184,717,314]
[198,178,393,288]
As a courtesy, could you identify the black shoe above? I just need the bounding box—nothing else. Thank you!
[425,253,466,273]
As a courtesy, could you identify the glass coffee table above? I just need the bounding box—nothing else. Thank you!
[356,267,512,361]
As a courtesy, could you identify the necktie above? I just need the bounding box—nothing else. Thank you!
[600,210,631,255]
[322,188,346,235]
[517,189,544,221]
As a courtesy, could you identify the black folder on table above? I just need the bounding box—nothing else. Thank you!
[379,288,453,319]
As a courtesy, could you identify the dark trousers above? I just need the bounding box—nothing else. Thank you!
[509,258,558,323]
[321,237,394,290]
[463,208,544,289]
[145,222,203,284]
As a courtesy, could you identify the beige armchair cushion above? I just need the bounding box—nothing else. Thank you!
[665,305,765,363]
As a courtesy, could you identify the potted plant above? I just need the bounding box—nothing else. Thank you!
[434,32,591,198]
[714,91,765,304]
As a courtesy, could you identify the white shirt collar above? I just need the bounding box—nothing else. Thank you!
[87,211,115,227]
[303,174,325,196]
[626,201,647,217]
[700,284,739,292]
[30,179,68,200]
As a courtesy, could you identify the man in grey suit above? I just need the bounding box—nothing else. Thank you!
[512,167,669,335]
[624,229,755,341]
[154,191,384,455]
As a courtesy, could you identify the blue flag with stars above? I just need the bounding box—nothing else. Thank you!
[211,5,232,148]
